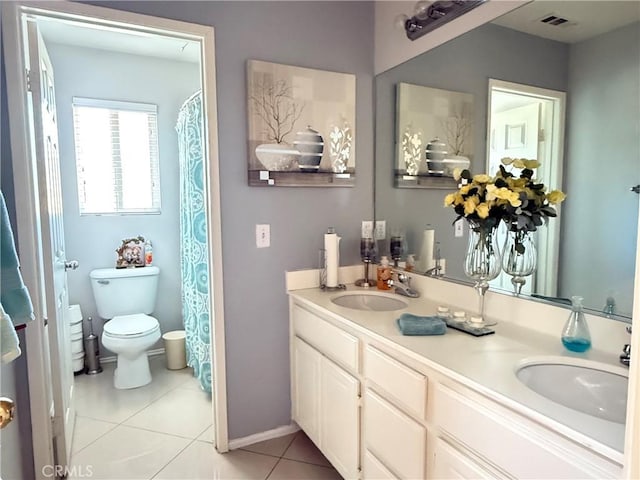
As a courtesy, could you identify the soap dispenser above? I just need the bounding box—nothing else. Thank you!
[561,296,591,352]
[377,256,392,290]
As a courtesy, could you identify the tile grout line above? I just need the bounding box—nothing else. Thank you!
[114,422,214,441]
[264,456,282,480]
[149,437,199,480]
[70,417,119,458]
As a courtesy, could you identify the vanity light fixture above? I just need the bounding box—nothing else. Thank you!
[396,0,487,41]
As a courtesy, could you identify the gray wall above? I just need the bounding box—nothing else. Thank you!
[48,43,201,353]
[375,24,569,280]
[1,40,36,480]
[83,1,375,439]
[559,22,640,316]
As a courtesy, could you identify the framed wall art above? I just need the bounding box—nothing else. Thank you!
[247,60,356,187]
[395,82,474,189]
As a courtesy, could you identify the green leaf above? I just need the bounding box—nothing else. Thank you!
[521,168,534,180]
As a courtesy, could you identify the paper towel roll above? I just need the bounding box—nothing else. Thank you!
[418,229,435,272]
[324,232,340,287]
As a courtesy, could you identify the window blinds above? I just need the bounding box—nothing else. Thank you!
[72,97,161,215]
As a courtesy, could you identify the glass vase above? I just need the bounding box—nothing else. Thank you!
[561,296,591,352]
[502,229,537,295]
[464,224,501,325]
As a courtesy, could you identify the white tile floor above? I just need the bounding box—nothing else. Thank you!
[70,356,341,480]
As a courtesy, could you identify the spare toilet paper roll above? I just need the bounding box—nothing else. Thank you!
[418,229,435,273]
[68,304,83,324]
[324,232,340,287]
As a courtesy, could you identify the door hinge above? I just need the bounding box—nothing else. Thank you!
[25,69,32,92]
[538,128,546,142]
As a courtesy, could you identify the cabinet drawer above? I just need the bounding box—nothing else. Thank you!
[364,345,427,419]
[364,389,426,480]
[434,383,620,479]
[432,437,497,479]
[292,304,358,371]
[363,450,398,480]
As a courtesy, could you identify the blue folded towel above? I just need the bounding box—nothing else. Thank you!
[1,191,34,326]
[396,313,446,336]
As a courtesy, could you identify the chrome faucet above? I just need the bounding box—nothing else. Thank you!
[620,325,632,367]
[425,246,444,277]
[603,296,616,318]
[390,269,420,298]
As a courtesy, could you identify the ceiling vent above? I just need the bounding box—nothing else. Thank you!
[538,13,575,28]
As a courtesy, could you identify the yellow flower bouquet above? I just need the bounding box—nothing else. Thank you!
[444,157,566,237]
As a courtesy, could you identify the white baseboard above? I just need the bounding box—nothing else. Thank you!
[228,423,300,450]
[100,348,166,364]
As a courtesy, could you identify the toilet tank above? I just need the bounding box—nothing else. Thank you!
[89,266,160,319]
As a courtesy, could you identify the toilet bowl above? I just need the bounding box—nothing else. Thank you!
[102,314,161,389]
[89,266,161,390]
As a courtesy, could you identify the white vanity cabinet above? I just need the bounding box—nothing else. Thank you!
[289,295,623,480]
[290,304,360,479]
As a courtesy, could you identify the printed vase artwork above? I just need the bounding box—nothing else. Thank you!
[247,60,356,186]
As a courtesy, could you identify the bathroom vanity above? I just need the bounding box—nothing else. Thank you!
[288,277,627,479]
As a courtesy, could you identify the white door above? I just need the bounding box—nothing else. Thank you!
[319,356,359,479]
[488,102,541,294]
[26,19,76,469]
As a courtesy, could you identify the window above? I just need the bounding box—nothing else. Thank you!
[72,97,161,215]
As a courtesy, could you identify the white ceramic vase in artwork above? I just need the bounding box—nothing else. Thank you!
[255,144,300,171]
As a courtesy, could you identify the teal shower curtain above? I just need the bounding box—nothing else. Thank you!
[176,92,212,393]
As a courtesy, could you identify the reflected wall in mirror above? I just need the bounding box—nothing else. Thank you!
[375,1,640,319]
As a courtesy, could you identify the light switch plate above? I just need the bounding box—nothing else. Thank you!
[375,220,386,240]
[256,224,270,248]
[454,219,464,238]
[362,221,374,238]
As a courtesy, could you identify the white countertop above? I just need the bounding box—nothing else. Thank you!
[289,284,626,465]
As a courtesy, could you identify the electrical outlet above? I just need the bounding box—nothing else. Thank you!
[362,220,374,238]
[454,219,464,238]
[256,224,270,248]
[375,220,386,240]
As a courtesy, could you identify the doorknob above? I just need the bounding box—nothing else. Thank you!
[64,260,79,271]
[0,397,15,429]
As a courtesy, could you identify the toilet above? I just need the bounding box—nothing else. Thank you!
[89,266,161,389]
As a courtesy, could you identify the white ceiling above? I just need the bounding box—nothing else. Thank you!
[493,0,640,44]
[36,17,201,64]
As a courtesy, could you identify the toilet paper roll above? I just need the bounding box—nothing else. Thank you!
[324,232,340,287]
[68,304,83,325]
[418,229,435,273]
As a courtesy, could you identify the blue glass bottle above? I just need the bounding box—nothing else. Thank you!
[561,296,591,352]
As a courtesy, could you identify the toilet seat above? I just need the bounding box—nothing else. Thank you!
[104,314,160,339]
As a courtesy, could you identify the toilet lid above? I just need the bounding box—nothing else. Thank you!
[104,314,159,338]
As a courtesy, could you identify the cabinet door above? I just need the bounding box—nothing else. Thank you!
[293,337,321,444]
[432,438,497,479]
[320,356,360,479]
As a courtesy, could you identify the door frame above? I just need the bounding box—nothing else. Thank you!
[2,0,228,472]
[486,78,566,297]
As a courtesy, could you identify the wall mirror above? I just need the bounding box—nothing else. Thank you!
[375,0,640,320]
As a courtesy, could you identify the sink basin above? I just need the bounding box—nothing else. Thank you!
[331,292,408,312]
[516,357,628,424]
